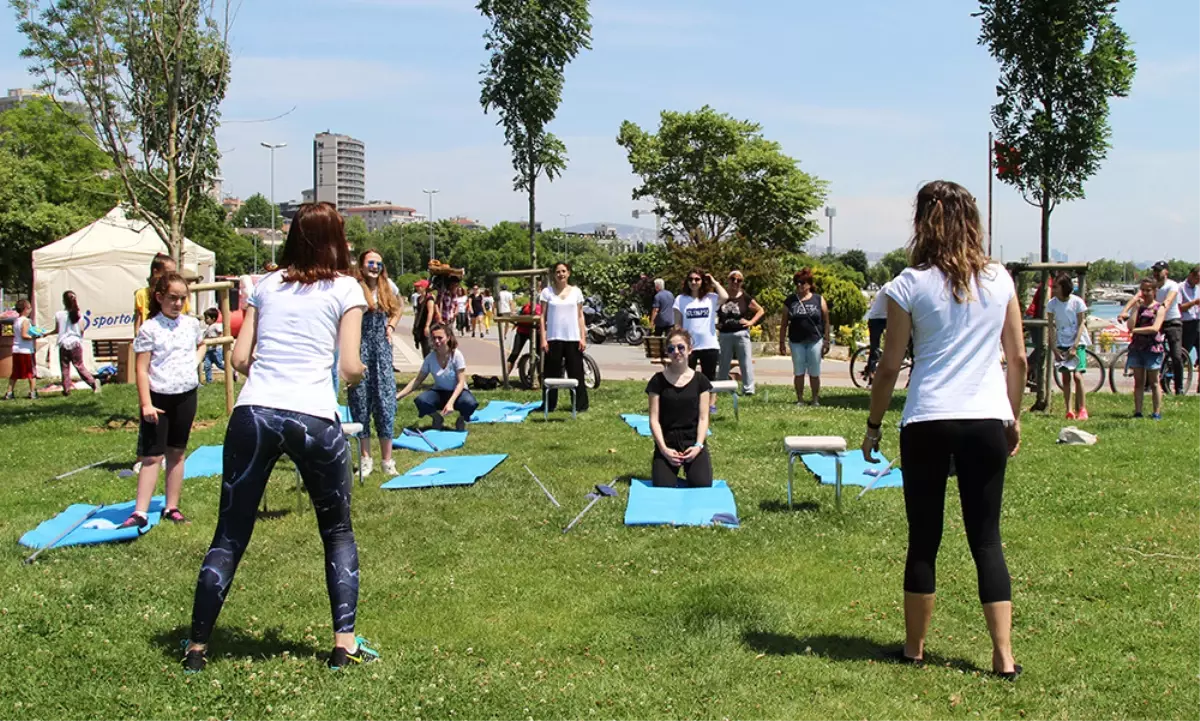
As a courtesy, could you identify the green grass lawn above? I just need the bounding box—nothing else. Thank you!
[1,381,1196,720]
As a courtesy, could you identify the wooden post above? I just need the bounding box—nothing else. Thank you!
[220,286,234,414]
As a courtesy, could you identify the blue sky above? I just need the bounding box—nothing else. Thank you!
[2,0,1197,261]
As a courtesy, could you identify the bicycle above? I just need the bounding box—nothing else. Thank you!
[516,349,601,391]
[849,341,912,389]
[1108,347,1194,395]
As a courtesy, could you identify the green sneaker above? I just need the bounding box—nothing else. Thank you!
[328,636,380,670]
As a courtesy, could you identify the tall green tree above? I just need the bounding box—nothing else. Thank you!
[477,0,591,271]
[184,195,254,276]
[878,248,909,280]
[0,97,117,289]
[977,0,1135,263]
[839,249,869,277]
[14,0,233,262]
[230,193,278,230]
[617,106,826,252]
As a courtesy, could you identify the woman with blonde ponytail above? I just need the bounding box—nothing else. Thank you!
[861,180,1027,679]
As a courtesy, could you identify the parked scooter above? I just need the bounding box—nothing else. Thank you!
[584,298,646,345]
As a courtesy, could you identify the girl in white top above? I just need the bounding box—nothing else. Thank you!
[862,180,1026,679]
[1046,273,1091,420]
[184,202,378,674]
[396,322,478,430]
[672,268,728,381]
[5,299,37,400]
[538,262,589,412]
[43,290,101,395]
[122,273,206,529]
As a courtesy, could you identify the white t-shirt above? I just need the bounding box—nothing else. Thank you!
[886,263,1016,426]
[1046,294,1090,347]
[1158,279,1181,321]
[454,296,468,314]
[421,349,467,391]
[498,290,514,315]
[867,282,892,320]
[133,314,204,395]
[539,286,584,342]
[235,271,367,422]
[1180,280,1199,322]
[55,310,85,350]
[673,293,721,351]
[12,317,34,354]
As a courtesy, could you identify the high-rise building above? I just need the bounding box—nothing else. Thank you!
[313,132,365,209]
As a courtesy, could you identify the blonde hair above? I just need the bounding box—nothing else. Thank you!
[908,180,989,303]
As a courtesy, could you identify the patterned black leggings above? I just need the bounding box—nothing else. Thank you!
[189,405,358,644]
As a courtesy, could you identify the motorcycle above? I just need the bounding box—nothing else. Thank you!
[584,298,646,345]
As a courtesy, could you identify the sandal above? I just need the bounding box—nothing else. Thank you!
[163,508,190,524]
[888,648,925,668]
[993,664,1022,681]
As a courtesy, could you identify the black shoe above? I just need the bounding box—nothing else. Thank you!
[455,415,466,432]
[888,648,925,668]
[180,641,206,673]
[328,636,380,670]
[430,412,444,431]
[993,664,1023,681]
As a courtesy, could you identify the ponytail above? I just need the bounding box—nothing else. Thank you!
[63,291,80,325]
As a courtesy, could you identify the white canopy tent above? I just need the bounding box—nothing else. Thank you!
[32,205,215,379]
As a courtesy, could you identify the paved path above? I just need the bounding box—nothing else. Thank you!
[393,316,858,387]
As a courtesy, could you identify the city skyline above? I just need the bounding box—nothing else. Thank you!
[1,0,1195,261]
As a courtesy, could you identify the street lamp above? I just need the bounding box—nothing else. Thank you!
[423,188,439,262]
[260,141,286,264]
[559,212,570,257]
[824,205,837,255]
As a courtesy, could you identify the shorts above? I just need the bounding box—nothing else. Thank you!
[789,341,823,377]
[10,353,34,380]
[137,388,198,457]
[1054,346,1087,373]
[1126,349,1163,371]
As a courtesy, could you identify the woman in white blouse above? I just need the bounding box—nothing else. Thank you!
[538,262,589,412]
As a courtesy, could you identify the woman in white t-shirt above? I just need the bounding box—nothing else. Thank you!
[1046,273,1091,420]
[396,322,477,430]
[5,299,37,400]
[862,180,1026,680]
[538,262,589,412]
[42,290,102,395]
[672,268,729,383]
[183,202,378,674]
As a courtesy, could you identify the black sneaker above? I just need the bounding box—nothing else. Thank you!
[328,636,380,670]
[180,641,206,673]
[430,412,444,430]
[455,415,467,432]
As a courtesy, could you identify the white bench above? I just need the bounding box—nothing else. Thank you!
[542,377,579,420]
[709,379,740,420]
[785,435,847,512]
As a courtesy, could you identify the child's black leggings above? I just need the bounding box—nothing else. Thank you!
[189,405,358,644]
[899,419,1012,604]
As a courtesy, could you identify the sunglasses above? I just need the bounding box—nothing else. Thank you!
[364,261,383,270]
[688,276,702,282]
[729,277,743,282]
[667,343,688,354]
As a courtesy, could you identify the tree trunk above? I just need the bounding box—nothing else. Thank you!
[1032,198,1053,412]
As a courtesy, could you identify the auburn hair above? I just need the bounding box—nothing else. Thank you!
[62,291,81,325]
[357,249,400,318]
[280,202,352,284]
[148,272,188,318]
[908,180,989,303]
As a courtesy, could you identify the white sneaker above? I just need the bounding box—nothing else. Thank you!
[794,401,806,408]
[811,398,821,408]
[360,456,374,477]
[381,459,398,477]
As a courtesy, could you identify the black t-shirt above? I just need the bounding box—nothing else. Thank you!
[784,292,824,344]
[471,294,484,313]
[718,293,755,333]
[645,370,712,435]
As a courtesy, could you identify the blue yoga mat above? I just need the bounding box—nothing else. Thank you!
[19,496,166,549]
[800,453,903,489]
[470,400,542,423]
[620,414,711,438]
[338,405,352,423]
[184,445,224,479]
[392,429,467,453]
[624,479,739,527]
[380,454,508,489]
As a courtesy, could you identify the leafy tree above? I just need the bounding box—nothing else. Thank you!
[977,0,1135,264]
[839,249,869,277]
[184,195,253,276]
[1167,259,1195,282]
[866,263,891,288]
[230,193,278,230]
[572,245,671,311]
[879,248,909,279]
[617,106,826,251]
[344,216,370,253]
[14,0,233,262]
[478,0,592,271]
[0,97,116,289]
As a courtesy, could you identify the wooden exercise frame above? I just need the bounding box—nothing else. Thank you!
[1005,261,1091,412]
[492,268,550,389]
[188,280,236,415]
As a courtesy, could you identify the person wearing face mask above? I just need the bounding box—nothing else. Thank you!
[348,250,402,477]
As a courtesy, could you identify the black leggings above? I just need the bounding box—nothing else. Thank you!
[899,419,1011,604]
[544,339,589,412]
[189,405,358,644]
[652,429,712,488]
[689,348,718,380]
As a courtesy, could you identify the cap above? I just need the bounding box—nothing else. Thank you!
[414,279,430,287]
[1151,261,1169,272]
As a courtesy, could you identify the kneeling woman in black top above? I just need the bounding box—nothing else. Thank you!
[647,328,713,487]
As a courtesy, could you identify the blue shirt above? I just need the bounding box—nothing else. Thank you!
[652,289,675,328]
